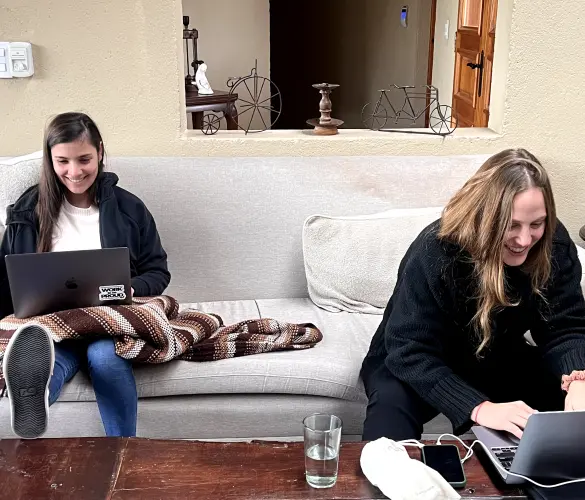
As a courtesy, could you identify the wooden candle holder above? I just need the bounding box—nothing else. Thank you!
[306,83,344,135]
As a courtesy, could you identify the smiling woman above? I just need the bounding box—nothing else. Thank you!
[438,149,557,353]
[38,113,105,253]
[503,189,547,267]
[361,148,585,442]
[52,146,101,206]
[0,112,171,439]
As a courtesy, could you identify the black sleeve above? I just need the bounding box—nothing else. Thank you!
[130,207,171,297]
[0,226,14,319]
[384,251,488,433]
[531,237,585,378]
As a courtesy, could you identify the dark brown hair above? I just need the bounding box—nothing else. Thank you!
[439,148,556,354]
[36,112,105,252]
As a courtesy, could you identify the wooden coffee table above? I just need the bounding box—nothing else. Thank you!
[0,438,527,499]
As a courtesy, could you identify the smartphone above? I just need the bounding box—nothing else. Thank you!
[421,444,467,488]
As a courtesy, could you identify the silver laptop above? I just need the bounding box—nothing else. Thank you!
[472,411,585,485]
[6,248,132,319]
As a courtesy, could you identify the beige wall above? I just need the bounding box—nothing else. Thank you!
[413,0,433,92]
[312,0,432,128]
[488,0,514,132]
[182,0,269,130]
[2,0,585,239]
[363,0,432,128]
[431,0,459,108]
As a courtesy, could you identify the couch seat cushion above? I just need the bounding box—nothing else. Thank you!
[58,298,379,403]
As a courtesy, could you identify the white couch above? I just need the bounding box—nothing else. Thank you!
[1,153,584,440]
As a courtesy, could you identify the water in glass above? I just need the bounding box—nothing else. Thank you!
[304,443,339,488]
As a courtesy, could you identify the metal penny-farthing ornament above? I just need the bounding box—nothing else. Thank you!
[226,60,282,133]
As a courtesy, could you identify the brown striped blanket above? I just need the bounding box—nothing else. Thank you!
[0,296,322,386]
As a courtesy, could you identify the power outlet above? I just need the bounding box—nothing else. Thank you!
[10,42,34,77]
[0,42,11,78]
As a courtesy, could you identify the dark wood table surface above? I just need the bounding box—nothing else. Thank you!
[0,438,527,499]
[185,88,239,130]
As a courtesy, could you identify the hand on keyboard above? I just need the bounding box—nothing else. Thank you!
[472,400,538,439]
[492,446,517,471]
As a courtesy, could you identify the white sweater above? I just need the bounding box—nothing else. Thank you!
[51,198,102,252]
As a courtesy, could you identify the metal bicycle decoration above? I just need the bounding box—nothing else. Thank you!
[201,113,222,135]
[362,85,457,135]
[226,60,282,133]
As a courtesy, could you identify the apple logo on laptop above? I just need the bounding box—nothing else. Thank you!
[65,278,78,290]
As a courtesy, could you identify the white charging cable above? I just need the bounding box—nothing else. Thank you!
[403,433,585,489]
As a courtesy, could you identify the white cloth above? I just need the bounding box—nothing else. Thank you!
[51,198,101,252]
[302,207,443,314]
[360,438,461,500]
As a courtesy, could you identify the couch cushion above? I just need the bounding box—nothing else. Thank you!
[0,151,42,241]
[255,298,380,401]
[1,154,490,302]
[178,299,261,322]
[107,155,488,302]
[303,207,443,314]
[57,298,379,403]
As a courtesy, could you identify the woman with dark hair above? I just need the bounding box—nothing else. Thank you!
[362,148,585,441]
[0,112,170,438]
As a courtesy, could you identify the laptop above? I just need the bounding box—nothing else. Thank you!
[6,247,132,319]
[472,411,585,485]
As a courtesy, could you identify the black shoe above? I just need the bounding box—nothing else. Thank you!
[3,325,54,439]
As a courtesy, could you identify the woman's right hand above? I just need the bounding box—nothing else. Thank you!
[472,401,538,439]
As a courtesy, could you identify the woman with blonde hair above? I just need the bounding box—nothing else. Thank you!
[362,148,585,440]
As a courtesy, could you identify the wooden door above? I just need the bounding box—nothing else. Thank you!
[452,0,497,127]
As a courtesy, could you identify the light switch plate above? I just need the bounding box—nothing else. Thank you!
[0,42,11,78]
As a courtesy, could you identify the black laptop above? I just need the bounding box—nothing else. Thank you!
[5,247,132,319]
[472,411,585,486]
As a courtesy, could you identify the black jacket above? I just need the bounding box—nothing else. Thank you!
[0,172,171,319]
[365,220,585,433]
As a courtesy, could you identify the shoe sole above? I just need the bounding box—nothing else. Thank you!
[3,325,54,439]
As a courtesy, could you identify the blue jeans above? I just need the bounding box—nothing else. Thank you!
[49,338,137,437]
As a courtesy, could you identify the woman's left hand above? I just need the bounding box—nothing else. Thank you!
[565,380,585,411]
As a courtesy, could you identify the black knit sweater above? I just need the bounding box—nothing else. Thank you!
[365,220,585,433]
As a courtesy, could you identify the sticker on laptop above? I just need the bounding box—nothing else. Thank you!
[99,285,127,301]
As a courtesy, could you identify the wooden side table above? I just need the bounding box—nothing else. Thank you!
[185,89,239,131]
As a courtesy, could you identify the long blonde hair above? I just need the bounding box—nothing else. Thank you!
[439,148,556,354]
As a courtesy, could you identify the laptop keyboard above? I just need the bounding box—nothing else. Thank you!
[492,446,518,471]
